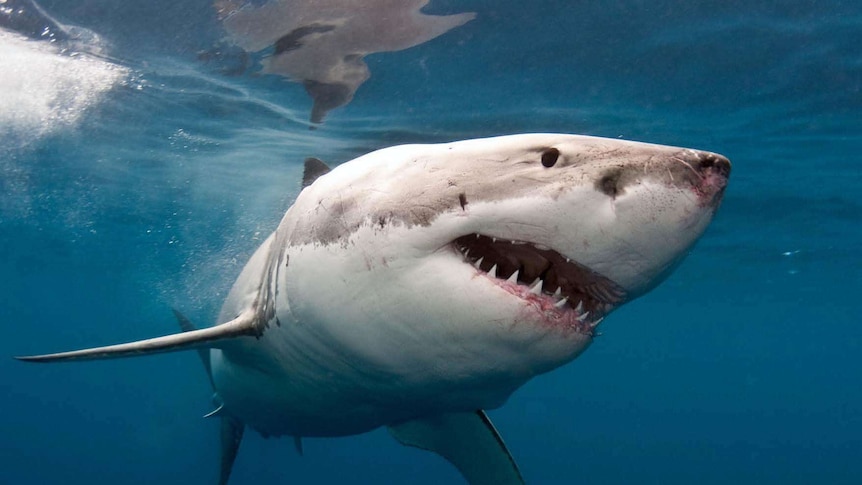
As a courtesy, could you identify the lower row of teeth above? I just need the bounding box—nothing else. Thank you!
[469,256,601,326]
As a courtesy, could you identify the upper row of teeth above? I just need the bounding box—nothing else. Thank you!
[470,237,567,262]
[467,253,601,326]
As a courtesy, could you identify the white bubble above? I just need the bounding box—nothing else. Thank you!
[0,28,128,148]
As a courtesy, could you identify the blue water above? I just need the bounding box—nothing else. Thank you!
[1,1,860,484]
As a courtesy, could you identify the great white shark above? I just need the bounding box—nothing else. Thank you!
[17,133,730,484]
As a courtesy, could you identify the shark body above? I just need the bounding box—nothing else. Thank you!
[18,134,730,484]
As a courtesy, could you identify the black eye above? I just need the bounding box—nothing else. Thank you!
[541,148,560,167]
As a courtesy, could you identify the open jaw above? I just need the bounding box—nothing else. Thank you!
[453,234,628,335]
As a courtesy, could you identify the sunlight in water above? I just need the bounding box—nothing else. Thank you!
[0,29,127,147]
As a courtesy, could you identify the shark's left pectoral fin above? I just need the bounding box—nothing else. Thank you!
[388,410,524,485]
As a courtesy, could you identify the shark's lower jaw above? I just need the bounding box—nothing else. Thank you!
[453,234,627,334]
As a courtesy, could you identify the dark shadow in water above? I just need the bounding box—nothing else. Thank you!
[213,0,475,125]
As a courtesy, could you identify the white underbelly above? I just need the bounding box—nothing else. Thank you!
[209,322,528,438]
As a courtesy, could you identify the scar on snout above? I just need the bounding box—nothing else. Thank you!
[458,193,468,210]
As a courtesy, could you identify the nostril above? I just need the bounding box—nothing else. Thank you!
[688,152,731,177]
[705,154,731,177]
[597,170,622,198]
[714,156,731,176]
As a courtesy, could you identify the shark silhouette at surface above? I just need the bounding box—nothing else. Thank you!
[213,0,475,124]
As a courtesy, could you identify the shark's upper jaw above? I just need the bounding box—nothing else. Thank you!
[452,233,626,335]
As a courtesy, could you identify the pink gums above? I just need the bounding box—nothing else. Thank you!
[487,274,597,336]
[693,170,729,207]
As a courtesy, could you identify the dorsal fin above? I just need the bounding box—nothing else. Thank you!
[302,157,331,188]
[15,310,257,363]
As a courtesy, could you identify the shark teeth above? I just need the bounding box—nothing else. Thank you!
[507,269,520,284]
[454,233,624,331]
[479,260,596,321]
[529,278,543,295]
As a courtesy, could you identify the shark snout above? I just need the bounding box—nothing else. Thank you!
[687,151,731,179]
[592,147,730,204]
[683,150,731,206]
[631,148,731,205]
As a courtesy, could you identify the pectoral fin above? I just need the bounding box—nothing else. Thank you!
[388,410,524,485]
[15,311,258,363]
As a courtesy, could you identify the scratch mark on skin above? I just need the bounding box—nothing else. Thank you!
[671,156,704,182]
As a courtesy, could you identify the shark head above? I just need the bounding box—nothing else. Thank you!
[280,133,730,407]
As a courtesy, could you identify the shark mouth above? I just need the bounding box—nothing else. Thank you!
[453,234,627,334]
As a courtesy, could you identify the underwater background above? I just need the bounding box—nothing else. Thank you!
[1,0,859,484]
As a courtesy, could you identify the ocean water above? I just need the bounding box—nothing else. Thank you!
[1,1,860,484]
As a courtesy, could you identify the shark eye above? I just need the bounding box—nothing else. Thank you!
[541,148,560,168]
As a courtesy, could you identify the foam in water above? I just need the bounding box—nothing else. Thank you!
[0,28,127,148]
